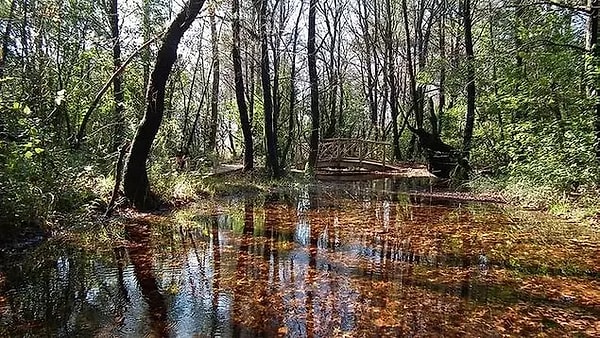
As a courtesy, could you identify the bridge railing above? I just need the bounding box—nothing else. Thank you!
[318,138,390,166]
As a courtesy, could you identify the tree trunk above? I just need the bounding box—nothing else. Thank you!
[257,0,281,177]
[227,120,237,158]
[247,44,256,125]
[185,70,212,155]
[105,141,129,217]
[438,0,446,135]
[141,0,151,91]
[19,0,29,101]
[402,0,419,129]
[281,1,304,169]
[385,0,401,161]
[428,97,438,136]
[180,45,203,153]
[588,0,600,162]
[109,0,125,152]
[271,2,284,142]
[307,0,320,170]
[0,0,15,82]
[322,3,341,139]
[232,0,253,171]
[358,0,378,128]
[123,0,206,210]
[207,3,220,154]
[0,0,15,133]
[462,0,476,157]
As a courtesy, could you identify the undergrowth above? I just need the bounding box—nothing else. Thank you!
[0,143,110,239]
[469,174,600,225]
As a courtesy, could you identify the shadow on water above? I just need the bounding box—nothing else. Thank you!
[0,177,598,336]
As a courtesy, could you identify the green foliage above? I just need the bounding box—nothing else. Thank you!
[0,138,100,231]
[1,0,599,231]
[469,3,598,200]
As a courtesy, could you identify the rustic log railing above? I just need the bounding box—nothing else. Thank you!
[318,138,390,167]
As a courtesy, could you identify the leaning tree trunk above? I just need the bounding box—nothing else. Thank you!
[123,0,206,210]
[307,0,320,170]
[232,0,253,170]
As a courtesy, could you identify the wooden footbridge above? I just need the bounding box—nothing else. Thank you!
[316,138,397,171]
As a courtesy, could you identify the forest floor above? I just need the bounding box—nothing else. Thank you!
[204,163,244,177]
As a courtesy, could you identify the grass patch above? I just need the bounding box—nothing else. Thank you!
[148,167,310,204]
[469,174,600,226]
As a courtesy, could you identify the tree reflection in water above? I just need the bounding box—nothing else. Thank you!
[1,180,599,336]
[125,219,169,337]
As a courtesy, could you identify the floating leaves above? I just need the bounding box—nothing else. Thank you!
[2,191,599,336]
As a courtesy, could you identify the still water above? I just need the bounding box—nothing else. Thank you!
[1,178,599,336]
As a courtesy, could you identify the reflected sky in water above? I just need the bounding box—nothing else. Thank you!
[1,178,598,336]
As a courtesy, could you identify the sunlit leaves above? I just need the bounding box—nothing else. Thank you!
[54,89,66,106]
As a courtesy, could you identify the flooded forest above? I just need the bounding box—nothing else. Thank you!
[1,0,599,336]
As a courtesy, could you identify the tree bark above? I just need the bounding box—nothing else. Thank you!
[207,2,220,153]
[307,0,320,170]
[438,0,446,135]
[462,0,476,157]
[0,0,15,82]
[105,141,129,217]
[0,0,15,133]
[322,1,342,139]
[180,45,203,153]
[587,0,600,162]
[402,0,420,129]
[247,44,256,125]
[141,0,151,91]
[358,0,378,128]
[123,0,206,210]
[185,69,212,155]
[257,0,281,177]
[109,0,125,152]
[232,0,253,170]
[271,2,284,142]
[281,1,303,169]
[385,0,401,160]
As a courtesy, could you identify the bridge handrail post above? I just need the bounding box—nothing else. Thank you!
[335,139,342,166]
[358,140,363,164]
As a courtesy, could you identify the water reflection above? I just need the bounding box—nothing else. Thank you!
[126,220,169,336]
[0,180,598,336]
